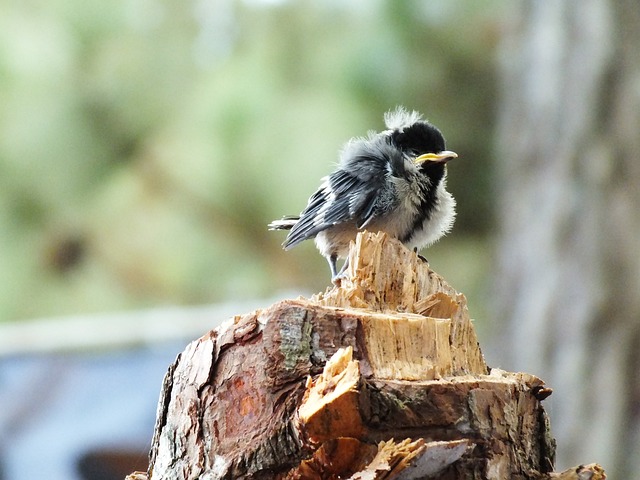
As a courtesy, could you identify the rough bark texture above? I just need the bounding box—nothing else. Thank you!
[495,1,640,477]
[130,232,604,480]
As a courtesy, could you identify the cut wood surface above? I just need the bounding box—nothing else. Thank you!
[130,231,605,480]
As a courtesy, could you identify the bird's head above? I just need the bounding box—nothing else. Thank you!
[385,108,457,181]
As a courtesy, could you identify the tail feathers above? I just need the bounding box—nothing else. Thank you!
[268,216,299,231]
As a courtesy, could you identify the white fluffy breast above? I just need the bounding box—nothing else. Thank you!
[406,180,456,251]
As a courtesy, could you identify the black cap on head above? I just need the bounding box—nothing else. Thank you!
[390,122,446,156]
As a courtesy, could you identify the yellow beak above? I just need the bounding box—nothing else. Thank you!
[414,151,458,165]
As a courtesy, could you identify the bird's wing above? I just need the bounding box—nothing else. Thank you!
[283,158,389,250]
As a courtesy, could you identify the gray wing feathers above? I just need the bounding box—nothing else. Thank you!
[282,140,396,249]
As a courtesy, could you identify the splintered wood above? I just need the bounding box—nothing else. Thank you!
[298,346,364,442]
[138,231,605,480]
[313,232,486,379]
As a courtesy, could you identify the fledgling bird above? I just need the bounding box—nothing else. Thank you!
[269,107,457,282]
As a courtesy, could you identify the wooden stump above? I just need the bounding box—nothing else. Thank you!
[128,232,605,480]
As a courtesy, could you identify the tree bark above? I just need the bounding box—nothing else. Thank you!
[494,1,640,477]
[129,232,604,479]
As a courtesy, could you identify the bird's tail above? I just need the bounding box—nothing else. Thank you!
[268,216,299,231]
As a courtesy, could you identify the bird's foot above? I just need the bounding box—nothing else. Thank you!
[330,257,350,286]
[413,247,428,263]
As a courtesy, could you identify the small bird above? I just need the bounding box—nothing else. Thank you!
[269,107,457,282]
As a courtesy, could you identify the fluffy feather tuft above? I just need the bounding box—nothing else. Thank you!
[384,106,424,131]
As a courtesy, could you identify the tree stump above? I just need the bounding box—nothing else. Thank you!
[127,232,606,480]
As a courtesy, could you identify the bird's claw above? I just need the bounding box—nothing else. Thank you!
[413,247,428,263]
[331,270,347,287]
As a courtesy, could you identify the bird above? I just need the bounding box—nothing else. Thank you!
[269,107,457,283]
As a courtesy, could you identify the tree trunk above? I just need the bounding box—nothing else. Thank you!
[127,232,605,479]
[494,1,640,478]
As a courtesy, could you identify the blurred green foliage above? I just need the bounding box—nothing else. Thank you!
[0,0,504,321]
